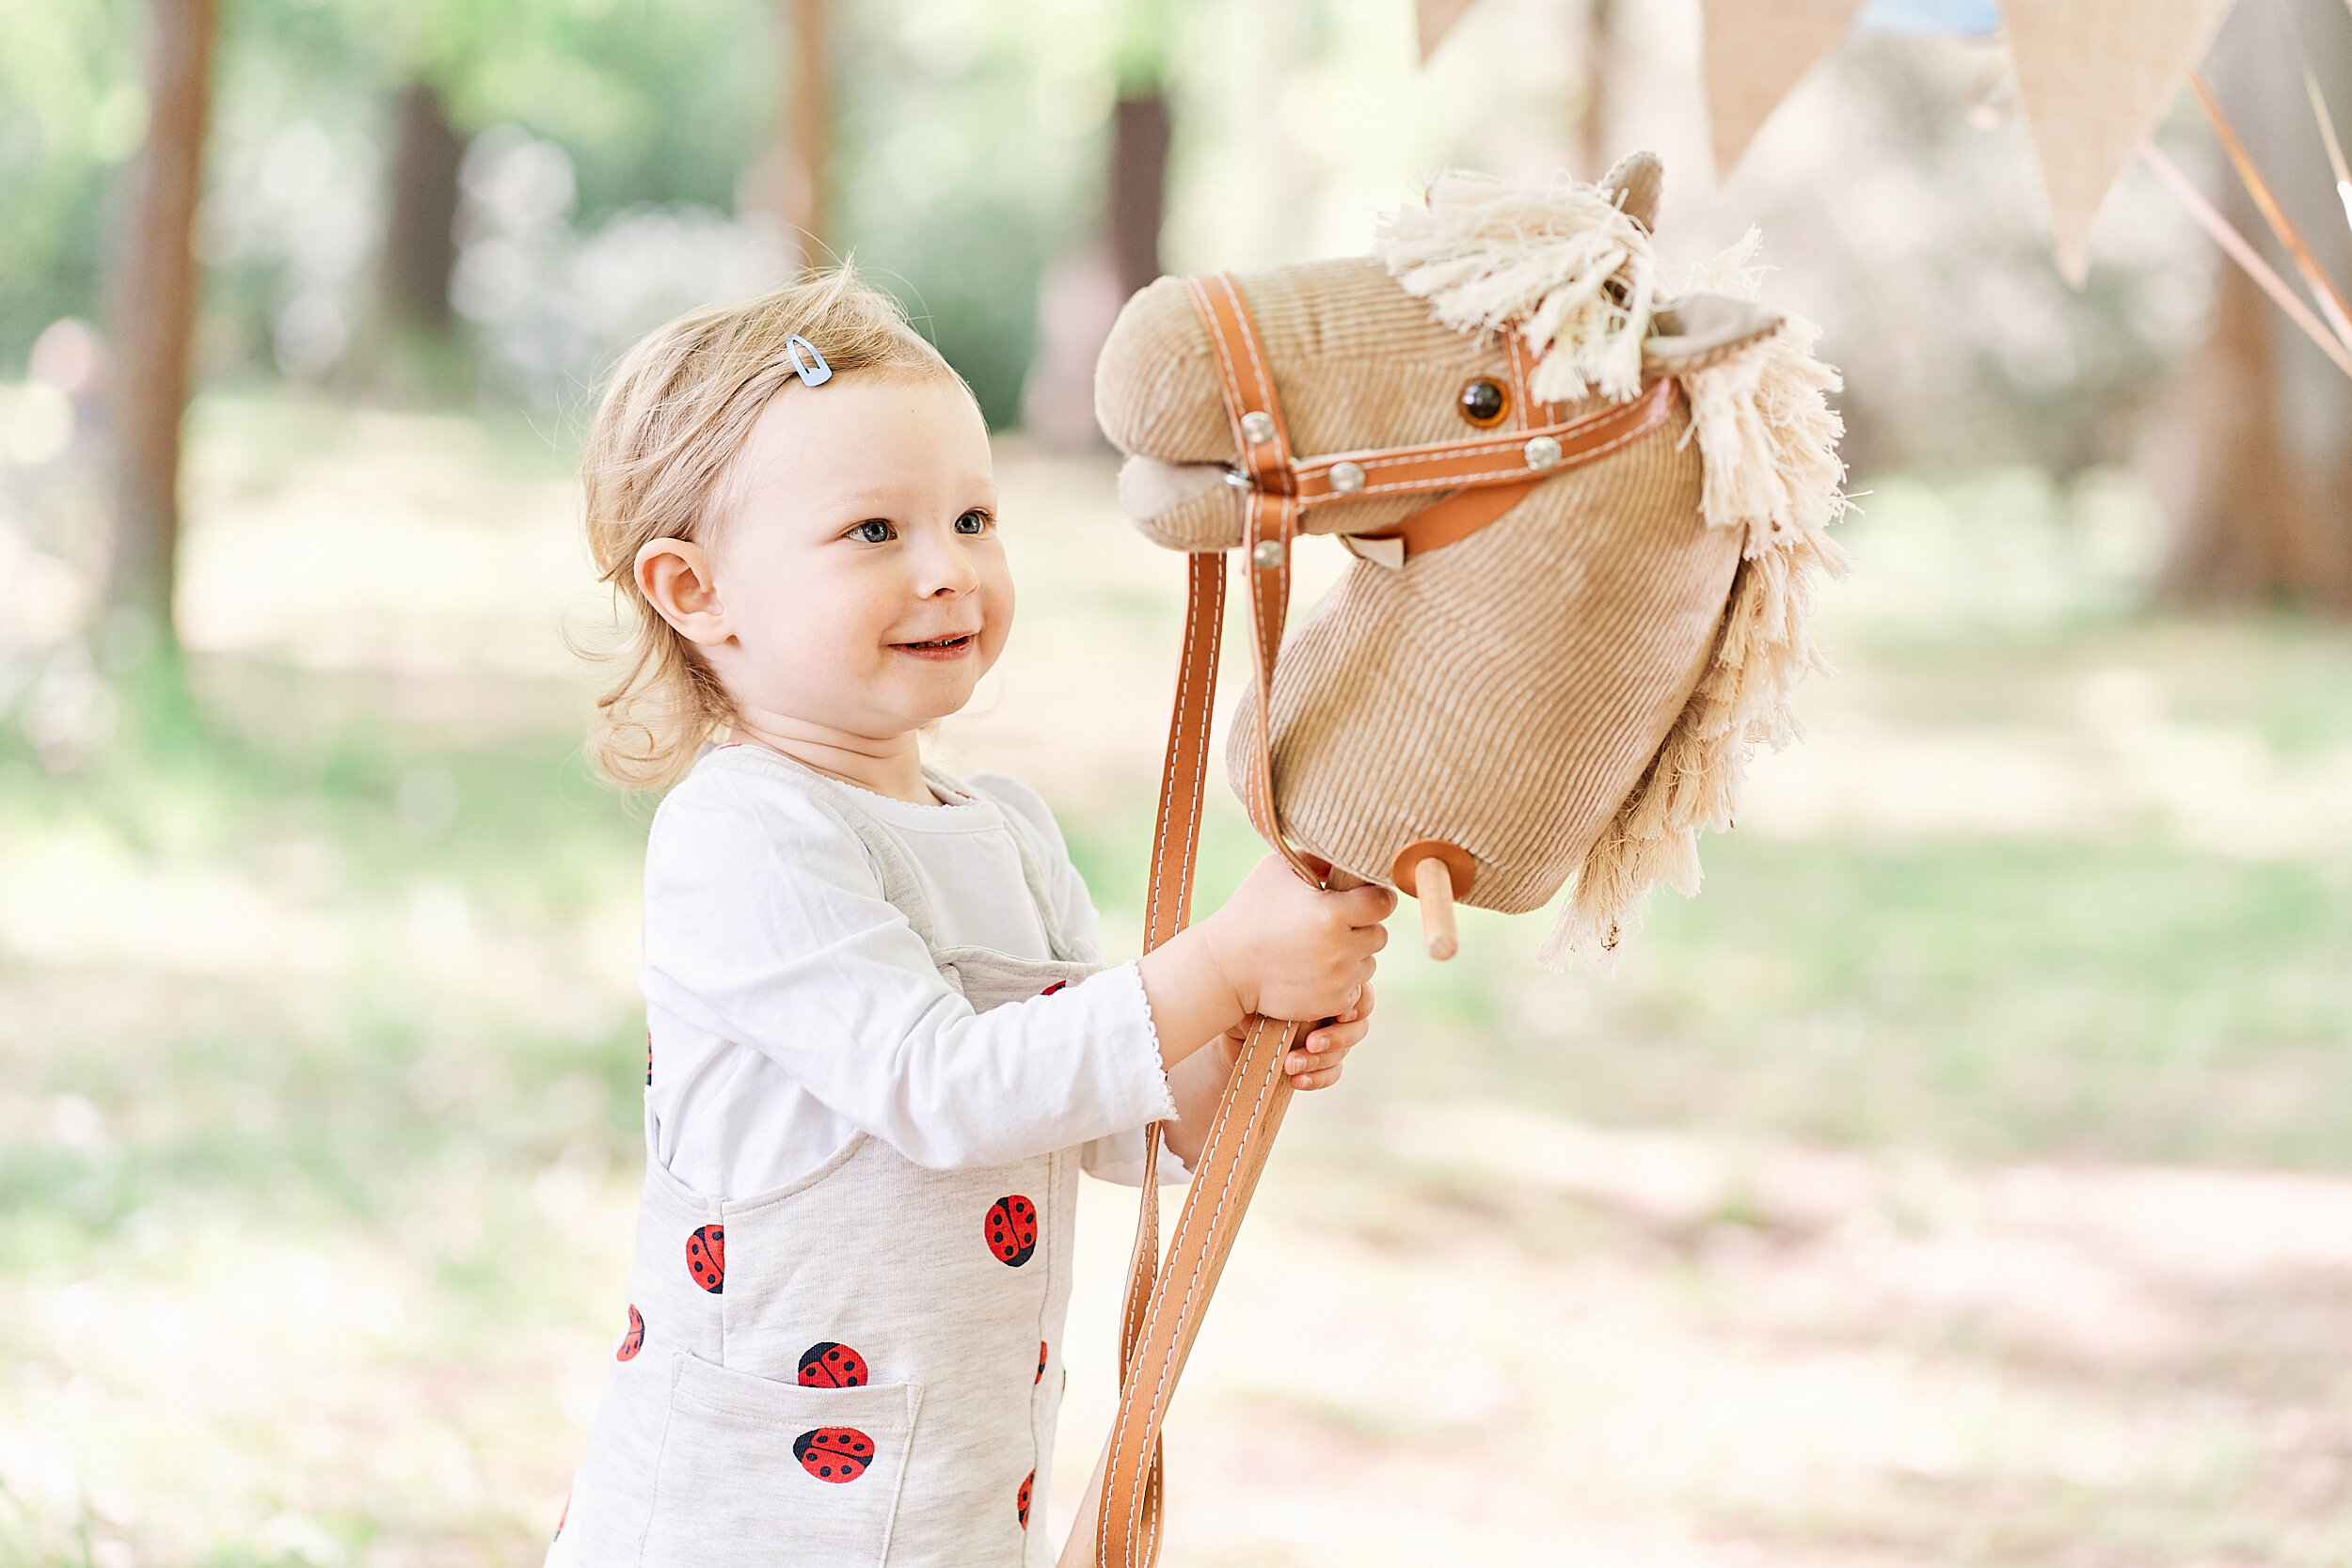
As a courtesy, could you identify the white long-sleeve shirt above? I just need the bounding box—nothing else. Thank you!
[641,742,1184,1199]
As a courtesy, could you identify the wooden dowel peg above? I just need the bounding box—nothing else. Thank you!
[1413,855,1459,960]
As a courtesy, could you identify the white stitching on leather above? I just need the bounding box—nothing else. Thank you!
[1288,378,1676,495]
[1221,275,1287,463]
[1106,1016,1298,1560]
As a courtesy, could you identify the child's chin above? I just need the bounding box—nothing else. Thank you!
[910,678,983,724]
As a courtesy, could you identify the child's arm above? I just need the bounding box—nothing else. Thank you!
[648,773,1390,1175]
[1131,852,1394,1168]
[645,773,1190,1170]
[1134,853,1394,1066]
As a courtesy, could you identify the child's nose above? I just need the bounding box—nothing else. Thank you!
[914,537,979,596]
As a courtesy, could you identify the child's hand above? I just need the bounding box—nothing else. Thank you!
[1288,982,1373,1090]
[1196,854,1394,1024]
[1163,983,1375,1164]
[1203,980,1376,1090]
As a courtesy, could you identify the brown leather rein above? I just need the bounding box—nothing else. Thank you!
[1060,274,1679,1568]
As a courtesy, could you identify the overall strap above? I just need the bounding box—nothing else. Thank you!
[767,752,946,954]
[951,767,1084,964]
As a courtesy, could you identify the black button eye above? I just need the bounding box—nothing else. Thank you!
[1459,377,1508,428]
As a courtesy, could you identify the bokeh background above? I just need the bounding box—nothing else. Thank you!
[6,0,2352,1562]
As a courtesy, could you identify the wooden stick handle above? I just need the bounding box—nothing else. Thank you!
[1413,855,1458,960]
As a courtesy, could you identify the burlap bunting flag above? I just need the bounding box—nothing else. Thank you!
[2003,0,2239,282]
[1418,0,2246,283]
[1416,0,1480,61]
[1698,0,1872,180]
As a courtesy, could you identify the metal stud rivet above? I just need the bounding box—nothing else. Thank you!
[1250,538,1286,570]
[1328,460,1366,495]
[1240,411,1277,445]
[1524,435,1563,470]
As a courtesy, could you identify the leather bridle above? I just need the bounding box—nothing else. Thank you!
[1061,272,1680,1568]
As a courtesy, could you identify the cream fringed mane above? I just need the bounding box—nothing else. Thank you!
[1376,171,1851,965]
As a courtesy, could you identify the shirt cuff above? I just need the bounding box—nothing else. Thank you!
[1074,959,1186,1185]
[1094,957,1180,1126]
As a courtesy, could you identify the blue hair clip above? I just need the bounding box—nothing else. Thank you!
[786,334,832,388]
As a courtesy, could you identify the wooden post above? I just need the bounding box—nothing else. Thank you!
[106,0,217,644]
[1413,855,1459,960]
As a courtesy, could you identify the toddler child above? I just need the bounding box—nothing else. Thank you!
[546,267,1394,1566]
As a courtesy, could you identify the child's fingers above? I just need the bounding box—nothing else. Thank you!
[1335,983,1376,1025]
[1333,883,1397,927]
[1302,1018,1368,1054]
[1287,1039,1355,1084]
[1290,1060,1345,1091]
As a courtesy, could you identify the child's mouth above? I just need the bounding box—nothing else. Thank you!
[894,633,977,661]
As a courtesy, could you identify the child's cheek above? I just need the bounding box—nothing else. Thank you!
[983,568,1016,656]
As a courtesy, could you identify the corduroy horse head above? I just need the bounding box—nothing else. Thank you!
[1095,151,1847,964]
[1061,156,1848,1568]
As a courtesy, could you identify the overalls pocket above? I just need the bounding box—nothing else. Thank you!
[642,1353,924,1567]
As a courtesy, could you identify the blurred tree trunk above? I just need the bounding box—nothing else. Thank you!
[106,0,216,644]
[2157,1,2352,611]
[380,82,463,331]
[2159,251,2333,601]
[1108,92,1171,298]
[1018,5,1170,442]
[1580,0,1616,180]
[740,0,827,263]
[783,0,830,260]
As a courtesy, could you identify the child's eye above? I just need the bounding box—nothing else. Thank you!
[954,510,993,536]
[847,519,896,544]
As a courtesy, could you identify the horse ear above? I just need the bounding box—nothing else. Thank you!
[1644,293,1784,376]
[1598,150,1664,232]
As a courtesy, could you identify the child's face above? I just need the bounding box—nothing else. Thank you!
[663,371,1010,744]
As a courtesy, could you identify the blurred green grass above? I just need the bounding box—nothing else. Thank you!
[1058,780,2352,1170]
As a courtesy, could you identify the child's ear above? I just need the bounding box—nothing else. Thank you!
[636,538,730,645]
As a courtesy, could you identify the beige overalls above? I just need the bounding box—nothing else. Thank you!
[548,763,1101,1567]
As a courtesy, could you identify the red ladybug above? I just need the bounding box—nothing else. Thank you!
[986,1195,1037,1267]
[1035,1339,1047,1384]
[1039,982,1067,996]
[1017,1468,1034,1528]
[553,1490,569,1542]
[687,1224,725,1292]
[793,1426,873,1482]
[616,1303,645,1361]
[798,1341,869,1388]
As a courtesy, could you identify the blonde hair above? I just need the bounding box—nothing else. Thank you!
[580,265,959,791]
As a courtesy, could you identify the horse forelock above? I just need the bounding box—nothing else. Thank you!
[1375,169,1661,406]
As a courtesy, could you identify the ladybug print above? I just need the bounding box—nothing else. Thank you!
[645,1029,654,1086]
[553,1490,569,1543]
[793,1426,874,1482]
[1038,982,1067,996]
[798,1340,869,1388]
[616,1303,645,1361]
[1036,1339,1047,1385]
[1017,1468,1034,1528]
[687,1224,726,1293]
[986,1195,1037,1267]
